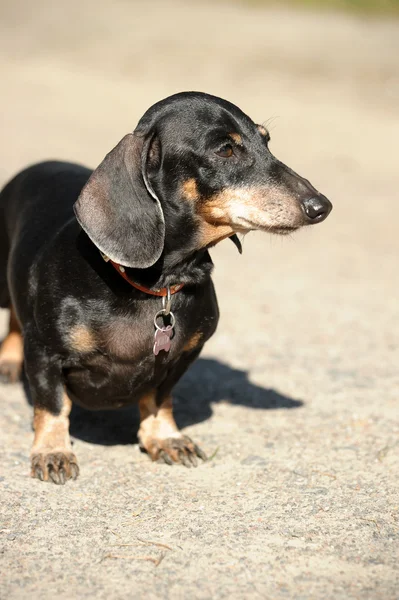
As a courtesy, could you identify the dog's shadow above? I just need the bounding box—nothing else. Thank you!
[63,358,303,446]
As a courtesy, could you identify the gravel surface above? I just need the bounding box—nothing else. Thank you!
[0,1,398,598]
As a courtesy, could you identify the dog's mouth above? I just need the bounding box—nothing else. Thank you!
[233,216,300,236]
[268,226,299,235]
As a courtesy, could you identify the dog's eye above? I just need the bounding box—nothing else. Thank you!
[216,144,234,158]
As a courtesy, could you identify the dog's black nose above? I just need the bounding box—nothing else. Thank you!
[302,195,332,223]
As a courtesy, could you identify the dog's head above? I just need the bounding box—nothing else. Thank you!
[74,92,332,268]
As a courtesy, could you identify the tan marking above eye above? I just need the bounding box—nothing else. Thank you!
[69,325,96,353]
[229,133,242,145]
[181,178,200,201]
[257,125,269,137]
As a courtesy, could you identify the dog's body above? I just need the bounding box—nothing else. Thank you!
[0,92,331,483]
[0,161,218,410]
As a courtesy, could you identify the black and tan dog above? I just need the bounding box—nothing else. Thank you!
[0,92,332,483]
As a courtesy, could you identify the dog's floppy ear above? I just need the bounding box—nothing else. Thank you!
[74,132,165,268]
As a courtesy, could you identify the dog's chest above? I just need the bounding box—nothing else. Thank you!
[65,312,207,409]
[101,316,153,359]
[63,283,219,409]
[65,321,164,402]
[99,312,188,361]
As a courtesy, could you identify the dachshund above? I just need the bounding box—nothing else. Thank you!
[0,92,332,483]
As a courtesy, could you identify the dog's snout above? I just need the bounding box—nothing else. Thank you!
[302,195,332,224]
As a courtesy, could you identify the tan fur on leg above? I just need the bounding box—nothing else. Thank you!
[0,306,23,383]
[138,392,206,467]
[31,392,79,484]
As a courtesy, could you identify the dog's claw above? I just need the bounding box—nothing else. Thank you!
[179,451,192,468]
[36,466,44,481]
[31,451,79,484]
[49,466,66,485]
[194,444,207,462]
[145,435,206,467]
[159,450,174,466]
[70,463,79,480]
[188,452,198,468]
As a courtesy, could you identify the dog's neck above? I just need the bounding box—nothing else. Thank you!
[124,247,214,290]
[78,230,214,293]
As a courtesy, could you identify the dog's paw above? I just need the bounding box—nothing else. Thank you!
[31,451,79,484]
[0,359,22,383]
[144,435,207,467]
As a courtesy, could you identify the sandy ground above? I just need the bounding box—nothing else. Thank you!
[0,1,399,598]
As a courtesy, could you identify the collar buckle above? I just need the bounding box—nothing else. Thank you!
[162,286,172,315]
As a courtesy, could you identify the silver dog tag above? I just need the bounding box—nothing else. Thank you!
[153,325,173,355]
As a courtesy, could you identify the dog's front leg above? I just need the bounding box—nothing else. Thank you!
[138,392,207,467]
[138,346,208,467]
[30,393,78,484]
[24,335,79,484]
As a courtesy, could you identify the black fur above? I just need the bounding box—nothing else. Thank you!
[0,91,331,419]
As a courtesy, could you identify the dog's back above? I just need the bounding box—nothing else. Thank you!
[0,162,91,308]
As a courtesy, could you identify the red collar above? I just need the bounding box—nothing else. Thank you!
[104,256,184,297]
